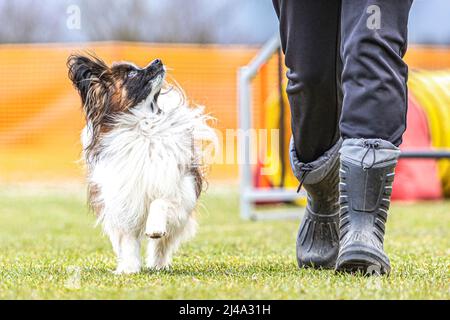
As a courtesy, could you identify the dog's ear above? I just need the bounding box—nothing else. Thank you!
[67,54,109,104]
[68,54,112,160]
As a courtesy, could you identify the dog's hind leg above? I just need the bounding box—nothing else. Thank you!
[109,230,141,275]
[145,199,171,270]
[146,214,197,270]
[146,237,172,270]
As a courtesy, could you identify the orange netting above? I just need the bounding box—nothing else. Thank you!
[0,42,447,182]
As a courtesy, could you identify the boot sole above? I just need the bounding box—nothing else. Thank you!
[335,246,391,276]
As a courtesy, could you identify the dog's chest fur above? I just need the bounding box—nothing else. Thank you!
[82,101,209,233]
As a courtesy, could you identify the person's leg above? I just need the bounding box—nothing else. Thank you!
[273,0,342,269]
[337,0,413,275]
[273,0,342,164]
[340,0,412,144]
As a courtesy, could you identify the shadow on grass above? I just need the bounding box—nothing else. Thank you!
[139,262,340,279]
[77,262,303,278]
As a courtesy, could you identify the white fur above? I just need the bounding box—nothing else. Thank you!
[82,84,217,274]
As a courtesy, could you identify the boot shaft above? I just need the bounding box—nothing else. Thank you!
[290,137,342,214]
[339,160,396,250]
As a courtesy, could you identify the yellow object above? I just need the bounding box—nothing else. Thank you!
[260,69,450,199]
[408,70,450,195]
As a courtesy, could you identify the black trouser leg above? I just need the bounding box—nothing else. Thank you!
[340,0,413,146]
[273,0,342,164]
[273,0,412,159]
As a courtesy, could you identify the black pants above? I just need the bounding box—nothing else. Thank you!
[273,0,413,163]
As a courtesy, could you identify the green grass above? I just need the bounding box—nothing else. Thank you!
[0,184,448,300]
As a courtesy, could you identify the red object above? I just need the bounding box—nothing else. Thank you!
[253,161,280,205]
[254,94,443,202]
[253,160,272,189]
[392,95,443,200]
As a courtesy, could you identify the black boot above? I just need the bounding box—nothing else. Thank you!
[290,138,342,269]
[336,139,400,275]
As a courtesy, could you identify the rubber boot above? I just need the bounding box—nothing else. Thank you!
[290,138,342,269]
[336,139,400,275]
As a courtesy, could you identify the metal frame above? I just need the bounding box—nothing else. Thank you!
[238,35,305,221]
[400,151,450,159]
[238,35,450,221]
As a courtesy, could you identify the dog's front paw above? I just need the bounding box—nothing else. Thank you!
[146,199,169,239]
[145,230,167,239]
[145,223,167,239]
[113,260,141,275]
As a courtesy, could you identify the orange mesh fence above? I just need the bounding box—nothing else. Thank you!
[0,43,448,183]
[0,42,280,182]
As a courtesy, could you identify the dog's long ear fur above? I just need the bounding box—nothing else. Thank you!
[67,54,109,104]
[67,54,112,161]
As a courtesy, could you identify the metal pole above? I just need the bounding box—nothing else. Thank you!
[237,35,281,220]
[238,67,253,220]
[400,151,450,159]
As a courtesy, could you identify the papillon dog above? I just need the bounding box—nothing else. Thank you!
[67,53,216,274]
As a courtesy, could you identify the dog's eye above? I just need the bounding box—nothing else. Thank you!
[128,70,138,78]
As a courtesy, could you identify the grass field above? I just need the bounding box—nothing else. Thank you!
[0,183,448,300]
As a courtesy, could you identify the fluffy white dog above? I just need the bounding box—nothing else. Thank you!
[68,54,216,274]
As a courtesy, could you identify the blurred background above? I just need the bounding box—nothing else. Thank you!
[0,0,449,299]
[1,0,450,201]
[1,0,450,44]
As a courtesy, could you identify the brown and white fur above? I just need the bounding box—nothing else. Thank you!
[68,54,216,274]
